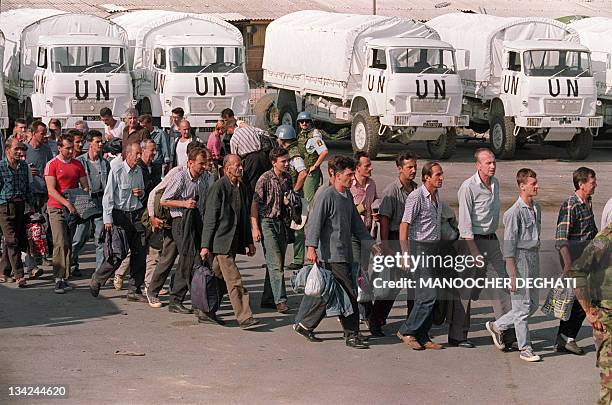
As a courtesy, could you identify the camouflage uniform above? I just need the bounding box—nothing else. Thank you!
[297,127,326,203]
[569,224,612,405]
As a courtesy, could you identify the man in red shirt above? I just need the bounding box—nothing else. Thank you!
[44,133,88,294]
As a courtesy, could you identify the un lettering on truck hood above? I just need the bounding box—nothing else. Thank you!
[154,73,248,97]
[41,73,132,99]
[385,74,463,115]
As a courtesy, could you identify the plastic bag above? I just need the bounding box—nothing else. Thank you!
[357,267,373,303]
[542,285,575,321]
[304,263,324,297]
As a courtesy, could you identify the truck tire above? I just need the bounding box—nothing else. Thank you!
[427,128,457,159]
[488,114,516,159]
[277,90,298,129]
[351,110,380,159]
[565,129,593,160]
[253,93,276,130]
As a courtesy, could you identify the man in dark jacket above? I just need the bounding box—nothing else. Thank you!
[200,154,259,329]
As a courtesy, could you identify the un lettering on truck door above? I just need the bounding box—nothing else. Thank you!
[153,71,166,94]
[502,75,519,96]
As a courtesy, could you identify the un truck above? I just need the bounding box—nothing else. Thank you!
[112,10,253,130]
[1,8,133,129]
[569,17,612,136]
[0,30,9,130]
[428,14,603,160]
[262,10,469,159]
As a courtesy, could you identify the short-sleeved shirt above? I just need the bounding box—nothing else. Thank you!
[44,156,86,209]
[305,131,327,155]
[26,142,54,195]
[457,172,500,238]
[104,120,125,140]
[401,185,442,241]
[378,178,418,232]
[350,176,377,230]
[502,197,542,258]
[175,139,192,167]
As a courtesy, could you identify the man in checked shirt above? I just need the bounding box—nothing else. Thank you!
[554,166,599,355]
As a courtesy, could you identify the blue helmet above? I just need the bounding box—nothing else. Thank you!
[275,124,297,140]
[297,111,313,122]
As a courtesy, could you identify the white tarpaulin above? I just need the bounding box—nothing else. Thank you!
[1,8,127,82]
[569,17,612,98]
[113,10,243,70]
[262,10,438,97]
[427,14,578,94]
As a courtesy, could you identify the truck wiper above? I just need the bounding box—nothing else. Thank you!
[107,62,125,75]
[226,62,244,73]
[196,63,214,74]
[549,67,569,79]
[79,63,108,75]
[418,66,435,75]
[575,69,590,78]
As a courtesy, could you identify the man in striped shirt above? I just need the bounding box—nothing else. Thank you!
[555,166,598,355]
[229,121,271,200]
[397,161,444,351]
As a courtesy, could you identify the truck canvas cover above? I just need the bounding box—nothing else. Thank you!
[262,10,439,99]
[1,8,128,83]
[569,17,612,99]
[112,10,243,70]
[427,14,579,96]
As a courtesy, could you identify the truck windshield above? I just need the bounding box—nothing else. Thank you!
[168,47,243,73]
[51,46,126,73]
[389,48,456,74]
[523,50,591,77]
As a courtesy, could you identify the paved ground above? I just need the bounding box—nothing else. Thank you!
[1,139,611,404]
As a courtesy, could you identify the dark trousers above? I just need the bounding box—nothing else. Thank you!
[558,299,587,339]
[397,262,437,344]
[93,209,146,293]
[242,151,272,201]
[169,216,192,305]
[295,262,360,336]
[0,201,26,279]
[148,224,179,296]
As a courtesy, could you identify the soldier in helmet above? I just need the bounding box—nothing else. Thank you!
[570,223,612,405]
[287,112,329,270]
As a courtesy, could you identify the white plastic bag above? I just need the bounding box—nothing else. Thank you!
[304,263,324,297]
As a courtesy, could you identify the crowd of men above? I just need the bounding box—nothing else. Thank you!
[1,108,611,403]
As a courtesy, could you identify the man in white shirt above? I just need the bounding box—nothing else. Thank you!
[100,107,125,141]
[172,120,196,168]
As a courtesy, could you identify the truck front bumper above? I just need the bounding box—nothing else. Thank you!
[382,114,469,128]
[41,116,106,130]
[515,115,603,129]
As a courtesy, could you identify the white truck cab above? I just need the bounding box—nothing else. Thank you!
[263,11,468,159]
[428,14,602,160]
[1,9,133,129]
[32,34,132,129]
[113,10,253,131]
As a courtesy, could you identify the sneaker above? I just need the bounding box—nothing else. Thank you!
[146,290,162,308]
[61,280,73,291]
[113,274,123,290]
[54,280,65,294]
[520,348,541,362]
[293,323,323,342]
[345,335,369,349]
[485,321,505,350]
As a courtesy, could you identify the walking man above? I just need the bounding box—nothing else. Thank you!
[295,156,372,349]
[485,168,542,362]
[44,134,88,294]
[457,148,512,349]
[0,138,33,287]
[555,166,599,355]
[396,162,445,351]
[89,142,147,302]
[200,154,259,329]
[251,147,293,313]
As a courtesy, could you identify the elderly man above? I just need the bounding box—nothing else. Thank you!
[139,114,170,167]
[122,108,149,157]
[0,138,33,287]
[201,154,259,329]
[89,142,147,302]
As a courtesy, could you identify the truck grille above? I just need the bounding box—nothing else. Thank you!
[71,99,114,115]
[410,98,448,114]
[544,99,581,115]
[189,97,232,115]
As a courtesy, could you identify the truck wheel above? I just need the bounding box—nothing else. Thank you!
[351,110,380,159]
[488,114,516,159]
[427,128,456,159]
[253,93,276,130]
[565,129,593,160]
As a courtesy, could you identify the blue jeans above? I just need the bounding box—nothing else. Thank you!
[71,216,104,272]
[260,218,287,305]
[494,249,540,350]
